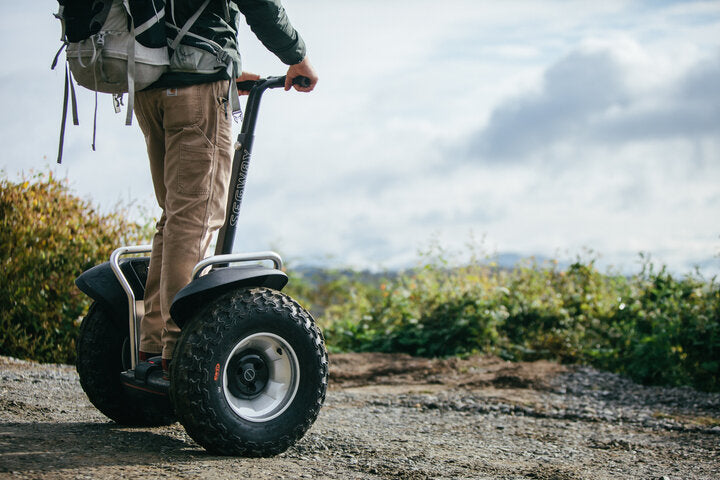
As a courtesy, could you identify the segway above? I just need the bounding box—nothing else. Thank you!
[74,76,328,456]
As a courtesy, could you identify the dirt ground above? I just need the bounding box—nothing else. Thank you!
[1,353,719,479]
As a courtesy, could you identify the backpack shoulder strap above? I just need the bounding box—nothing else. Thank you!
[169,0,211,51]
[124,0,210,126]
[221,0,230,23]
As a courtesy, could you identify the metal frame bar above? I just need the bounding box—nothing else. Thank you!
[109,244,152,369]
[191,251,283,279]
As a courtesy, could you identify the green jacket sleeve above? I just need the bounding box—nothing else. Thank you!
[234,0,307,65]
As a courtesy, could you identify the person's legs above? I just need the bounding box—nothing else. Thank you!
[136,80,233,362]
[134,88,167,358]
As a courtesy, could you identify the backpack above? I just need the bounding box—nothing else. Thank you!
[52,0,213,163]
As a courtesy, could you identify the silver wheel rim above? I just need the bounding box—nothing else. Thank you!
[222,332,300,422]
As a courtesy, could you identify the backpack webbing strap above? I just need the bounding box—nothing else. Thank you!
[221,0,231,23]
[126,26,136,125]
[51,42,67,70]
[134,5,165,36]
[228,66,240,115]
[121,0,210,125]
[171,0,239,115]
[123,0,167,126]
[93,90,98,150]
[54,6,66,43]
[57,64,80,164]
[123,0,137,125]
[170,0,211,51]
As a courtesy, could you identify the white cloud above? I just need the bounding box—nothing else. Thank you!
[447,40,720,273]
[468,41,720,161]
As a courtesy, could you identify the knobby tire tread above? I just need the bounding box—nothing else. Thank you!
[76,302,175,426]
[170,288,328,456]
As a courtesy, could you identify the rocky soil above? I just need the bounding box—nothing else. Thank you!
[1,353,719,479]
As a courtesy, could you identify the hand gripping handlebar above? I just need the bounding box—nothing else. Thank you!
[236,75,311,92]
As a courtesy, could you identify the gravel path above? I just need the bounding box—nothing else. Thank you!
[1,354,718,479]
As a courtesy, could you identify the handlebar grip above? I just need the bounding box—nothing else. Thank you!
[292,76,311,88]
[236,80,257,91]
[236,75,311,92]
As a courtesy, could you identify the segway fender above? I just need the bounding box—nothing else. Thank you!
[75,258,150,329]
[170,266,288,329]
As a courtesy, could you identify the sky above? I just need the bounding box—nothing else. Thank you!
[2,1,719,275]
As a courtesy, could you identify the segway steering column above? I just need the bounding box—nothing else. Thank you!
[214,76,310,257]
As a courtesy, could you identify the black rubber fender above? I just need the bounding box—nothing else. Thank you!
[74,257,149,329]
[170,265,288,329]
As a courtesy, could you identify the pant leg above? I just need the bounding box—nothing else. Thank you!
[134,88,167,355]
[137,80,233,360]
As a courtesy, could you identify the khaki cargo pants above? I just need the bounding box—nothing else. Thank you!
[134,80,233,360]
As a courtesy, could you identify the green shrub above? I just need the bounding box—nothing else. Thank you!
[319,248,720,392]
[594,262,720,391]
[500,257,630,363]
[320,255,505,356]
[0,171,151,364]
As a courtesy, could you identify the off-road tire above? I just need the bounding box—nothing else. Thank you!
[76,302,176,426]
[169,287,328,456]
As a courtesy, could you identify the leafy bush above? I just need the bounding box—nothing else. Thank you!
[593,262,720,391]
[0,171,151,364]
[500,257,630,363]
[317,248,720,392]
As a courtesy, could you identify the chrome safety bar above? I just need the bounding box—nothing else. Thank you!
[191,251,283,280]
[109,245,152,370]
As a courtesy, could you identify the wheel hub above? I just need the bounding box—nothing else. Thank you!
[222,332,300,422]
[227,351,269,399]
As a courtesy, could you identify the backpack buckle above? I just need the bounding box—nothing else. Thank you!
[113,94,124,114]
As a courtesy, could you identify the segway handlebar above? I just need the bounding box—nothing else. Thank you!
[236,75,311,92]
